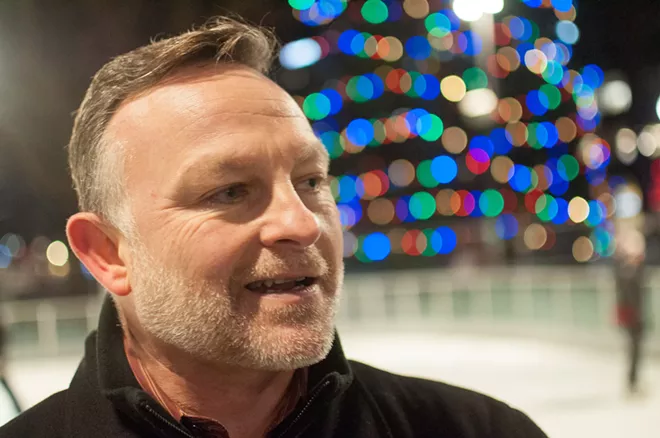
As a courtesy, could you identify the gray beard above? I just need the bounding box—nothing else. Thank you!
[127,237,342,371]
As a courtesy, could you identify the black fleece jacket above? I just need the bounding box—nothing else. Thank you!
[0,296,548,438]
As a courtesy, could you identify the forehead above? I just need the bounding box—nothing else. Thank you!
[105,65,323,189]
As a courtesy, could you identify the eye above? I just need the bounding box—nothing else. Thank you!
[207,184,249,204]
[297,176,326,192]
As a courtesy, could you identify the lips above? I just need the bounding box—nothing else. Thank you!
[245,276,317,293]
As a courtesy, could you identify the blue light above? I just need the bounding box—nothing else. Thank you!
[355,75,375,100]
[526,90,548,116]
[405,36,432,60]
[312,119,339,136]
[318,0,347,17]
[418,74,440,100]
[469,191,483,217]
[495,214,518,240]
[548,178,569,196]
[364,73,385,99]
[396,196,412,222]
[552,198,569,224]
[509,165,532,193]
[320,89,343,115]
[337,202,361,227]
[431,156,458,184]
[338,176,358,203]
[279,38,322,70]
[541,122,559,148]
[576,112,600,132]
[0,245,11,269]
[522,0,543,6]
[508,17,532,41]
[515,42,534,60]
[345,119,374,147]
[551,0,573,12]
[469,136,495,158]
[490,128,513,155]
[439,9,461,31]
[384,0,403,21]
[405,108,429,136]
[581,64,604,89]
[457,31,482,56]
[338,30,360,55]
[431,226,457,254]
[350,32,367,56]
[586,200,605,227]
[556,21,579,45]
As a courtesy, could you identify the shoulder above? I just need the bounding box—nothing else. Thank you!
[349,360,547,438]
[0,391,69,438]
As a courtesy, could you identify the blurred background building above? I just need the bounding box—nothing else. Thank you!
[1,0,659,435]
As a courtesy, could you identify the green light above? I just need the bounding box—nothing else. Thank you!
[288,0,315,11]
[361,0,389,24]
[542,61,564,84]
[355,32,372,59]
[354,235,371,263]
[320,131,343,159]
[329,176,340,201]
[540,84,561,110]
[558,155,579,181]
[303,93,331,120]
[425,13,452,38]
[462,67,488,90]
[536,194,557,222]
[528,169,539,193]
[409,192,436,220]
[528,20,541,42]
[417,160,437,188]
[527,123,543,150]
[346,76,369,103]
[479,189,504,217]
[419,114,444,141]
[422,229,436,257]
[405,71,423,98]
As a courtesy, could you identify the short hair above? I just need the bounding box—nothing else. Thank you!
[67,16,278,233]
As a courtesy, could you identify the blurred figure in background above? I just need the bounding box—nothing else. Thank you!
[614,226,648,396]
[0,316,22,417]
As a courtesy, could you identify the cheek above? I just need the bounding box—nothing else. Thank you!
[150,214,253,281]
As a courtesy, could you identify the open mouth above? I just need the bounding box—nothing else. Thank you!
[244,277,317,294]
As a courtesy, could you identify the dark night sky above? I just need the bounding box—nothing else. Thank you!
[0,0,659,243]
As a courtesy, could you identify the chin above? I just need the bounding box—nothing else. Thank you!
[240,323,336,371]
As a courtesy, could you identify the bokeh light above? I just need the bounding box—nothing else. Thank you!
[572,236,594,262]
[46,241,69,267]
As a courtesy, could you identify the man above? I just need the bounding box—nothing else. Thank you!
[0,17,547,438]
[614,227,648,396]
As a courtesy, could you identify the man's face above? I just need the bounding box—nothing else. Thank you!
[107,65,344,371]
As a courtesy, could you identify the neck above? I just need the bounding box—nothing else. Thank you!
[124,331,296,438]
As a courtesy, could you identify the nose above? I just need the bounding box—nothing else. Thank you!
[260,183,322,248]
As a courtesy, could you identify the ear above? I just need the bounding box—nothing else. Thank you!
[66,212,132,297]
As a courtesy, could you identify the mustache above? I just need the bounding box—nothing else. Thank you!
[234,248,330,282]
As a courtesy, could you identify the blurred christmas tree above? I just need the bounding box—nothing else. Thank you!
[276,0,611,268]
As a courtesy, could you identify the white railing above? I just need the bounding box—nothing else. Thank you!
[1,266,659,358]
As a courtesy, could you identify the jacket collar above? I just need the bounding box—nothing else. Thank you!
[84,294,354,433]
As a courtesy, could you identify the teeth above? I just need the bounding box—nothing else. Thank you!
[248,277,310,290]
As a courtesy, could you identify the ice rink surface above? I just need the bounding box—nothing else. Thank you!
[2,330,658,437]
